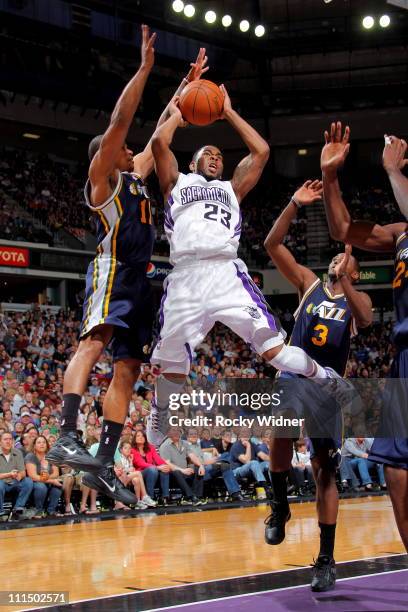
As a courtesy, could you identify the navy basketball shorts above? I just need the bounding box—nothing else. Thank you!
[369,347,408,470]
[275,372,342,464]
[80,256,153,362]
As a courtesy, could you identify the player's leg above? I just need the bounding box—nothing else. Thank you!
[149,269,213,445]
[264,437,293,545]
[384,465,408,551]
[47,324,113,471]
[310,441,338,592]
[82,357,141,506]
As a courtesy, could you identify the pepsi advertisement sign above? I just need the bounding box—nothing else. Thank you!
[146,260,173,281]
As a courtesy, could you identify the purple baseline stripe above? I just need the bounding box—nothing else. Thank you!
[163,569,408,612]
[159,285,168,329]
[234,263,277,332]
[185,342,193,365]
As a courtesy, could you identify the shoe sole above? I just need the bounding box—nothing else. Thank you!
[82,474,138,505]
[47,451,102,473]
[311,581,336,592]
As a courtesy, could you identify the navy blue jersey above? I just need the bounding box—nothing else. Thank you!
[84,171,155,266]
[393,231,408,347]
[288,279,356,376]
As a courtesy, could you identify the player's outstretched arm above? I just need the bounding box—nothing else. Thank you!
[151,100,184,200]
[321,121,403,252]
[220,85,269,203]
[134,48,209,179]
[90,25,156,186]
[264,181,321,294]
[383,134,408,221]
[333,245,373,329]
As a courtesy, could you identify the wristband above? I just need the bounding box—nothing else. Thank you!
[290,196,302,209]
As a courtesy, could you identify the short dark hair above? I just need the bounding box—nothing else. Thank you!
[88,135,104,162]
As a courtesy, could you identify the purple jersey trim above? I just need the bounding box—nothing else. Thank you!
[234,263,277,331]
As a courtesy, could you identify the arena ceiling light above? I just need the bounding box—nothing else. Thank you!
[379,14,391,27]
[205,10,217,24]
[172,0,184,13]
[254,24,265,37]
[362,15,375,29]
[239,19,250,32]
[298,148,308,156]
[222,14,232,27]
[23,133,40,139]
[184,4,195,17]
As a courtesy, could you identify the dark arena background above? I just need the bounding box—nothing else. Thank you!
[0,1,408,610]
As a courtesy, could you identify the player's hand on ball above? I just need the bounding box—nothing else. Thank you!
[169,97,188,127]
[334,244,352,279]
[382,134,408,174]
[140,24,157,71]
[294,180,323,206]
[187,47,209,82]
[219,84,231,119]
[321,121,350,174]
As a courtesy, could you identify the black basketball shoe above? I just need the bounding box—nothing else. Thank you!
[311,556,336,592]
[82,465,138,506]
[46,431,103,472]
[264,502,291,545]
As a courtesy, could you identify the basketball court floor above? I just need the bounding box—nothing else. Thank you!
[1,496,407,611]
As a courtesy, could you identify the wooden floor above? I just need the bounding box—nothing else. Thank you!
[0,496,404,611]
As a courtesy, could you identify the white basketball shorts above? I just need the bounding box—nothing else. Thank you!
[151,258,286,374]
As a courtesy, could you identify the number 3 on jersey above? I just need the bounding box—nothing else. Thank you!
[311,323,329,347]
[203,203,232,229]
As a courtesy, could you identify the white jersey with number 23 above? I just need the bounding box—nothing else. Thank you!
[164,172,242,266]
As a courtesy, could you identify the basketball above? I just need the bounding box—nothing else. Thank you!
[179,79,224,126]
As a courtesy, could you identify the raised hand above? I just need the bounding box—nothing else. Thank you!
[321,121,350,174]
[186,47,209,82]
[219,84,231,119]
[293,180,323,206]
[169,96,188,127]
[140,24,157,71]
[334,244,352,279]
[383,135,408,174]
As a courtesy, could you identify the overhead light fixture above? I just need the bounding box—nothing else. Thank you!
[254,24,265,37]
[379,14,391,27]
[183,4,195,17]
[172,0,184,12]
[362,15,375,29]
[298,148,308,156]
[323,0,333,3]
[205,10,217,24]
[23,133,40,139]
[239,19,250,32]
[222,14,232,27]
[67,135,79,141]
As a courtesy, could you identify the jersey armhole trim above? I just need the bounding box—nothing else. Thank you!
[396,231,408,247]
[293,278,321,319]
[84,170,123,211]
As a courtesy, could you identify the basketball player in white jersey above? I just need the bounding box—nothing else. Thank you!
[147,92,344,445]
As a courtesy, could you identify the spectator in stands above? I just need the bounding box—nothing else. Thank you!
[230,429,271,495]
[25,435,63,518]
[186,429,243,501]
[116,439,153,510]
[342,438,386,491]
[131,431,170,505]
[159,427,206,506]
[213,429,233,460]
[0,431,33,520]
[200,428,214,449]
[291,439,315,494]
[255,429,272,481]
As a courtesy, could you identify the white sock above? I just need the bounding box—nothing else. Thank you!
[269,344,327,378]
[155,374,186,410]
